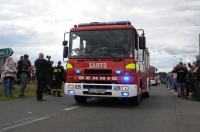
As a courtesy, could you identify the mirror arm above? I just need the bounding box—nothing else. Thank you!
[64,32,69,41]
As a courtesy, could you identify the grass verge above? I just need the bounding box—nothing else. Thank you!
[0,81,37,101]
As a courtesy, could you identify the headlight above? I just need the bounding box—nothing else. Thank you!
[122,86,129,91]
[68,84,75,89]
[114,86,121,91]
[75,85,81,89]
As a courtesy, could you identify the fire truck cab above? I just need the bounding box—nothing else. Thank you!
[63,21,150,105]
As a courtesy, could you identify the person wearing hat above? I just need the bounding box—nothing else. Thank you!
[52,61,65,97]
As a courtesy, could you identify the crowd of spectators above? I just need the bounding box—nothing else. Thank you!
[0,53,65,100]
[166,55,200,101]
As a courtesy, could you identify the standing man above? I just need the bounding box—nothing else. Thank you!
[34,53,48,101]
[52,61,65,97]
[172,62,188,99]
[19,54,31,97]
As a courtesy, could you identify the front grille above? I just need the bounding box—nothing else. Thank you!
[83,91,112,95]
[83,85,112,90]
[84,70,112,75]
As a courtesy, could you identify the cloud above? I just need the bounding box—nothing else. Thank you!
[0,0,200,72]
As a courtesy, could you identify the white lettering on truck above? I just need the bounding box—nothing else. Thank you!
[89,63,107,69]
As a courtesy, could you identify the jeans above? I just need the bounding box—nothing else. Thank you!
[2,78,6,96]
[4,77,14,97]
[177,82,186,89]
[172,79,177,90]
[19,73,28,96]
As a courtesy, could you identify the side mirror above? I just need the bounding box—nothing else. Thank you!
[63,41,68,46]
[139,36,146,49]
[63,46,68,58]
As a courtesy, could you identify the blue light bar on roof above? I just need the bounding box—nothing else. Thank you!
[77,21,131,27]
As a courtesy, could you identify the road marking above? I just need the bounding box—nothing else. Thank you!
[63,106,80,111]
[0,116,50,132]
[0,117,35,128]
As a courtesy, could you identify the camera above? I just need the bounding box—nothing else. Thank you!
[46,55,51,59]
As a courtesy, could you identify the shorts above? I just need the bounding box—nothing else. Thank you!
[177,82,186,89]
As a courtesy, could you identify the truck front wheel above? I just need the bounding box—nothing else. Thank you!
[129,95,141,105]
[74,95,87,104]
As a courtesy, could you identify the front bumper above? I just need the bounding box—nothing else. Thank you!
[64,83,138,97]
[150,80,156,85]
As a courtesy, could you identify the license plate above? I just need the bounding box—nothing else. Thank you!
[88,89,106,94]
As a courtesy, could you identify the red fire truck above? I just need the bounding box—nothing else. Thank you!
[149,65,158,86]
[63,21,150,105]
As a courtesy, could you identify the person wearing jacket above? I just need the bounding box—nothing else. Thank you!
[18,54,31,97]
[34,53,48,101]
[1,57,17,97]
[172,62,188,99]
[52,61,65,97]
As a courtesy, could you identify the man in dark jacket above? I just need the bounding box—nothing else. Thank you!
[34,53,48,101]
[173,62,188,99]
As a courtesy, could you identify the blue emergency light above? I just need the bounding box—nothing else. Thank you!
[121,92,129,97]
[123,76,130,81]
[115,70,121,75]
[74,69,81,74]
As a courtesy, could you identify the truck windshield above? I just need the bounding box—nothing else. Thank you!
[69,29,133,58]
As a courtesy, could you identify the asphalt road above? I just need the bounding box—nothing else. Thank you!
[0,85,200,132]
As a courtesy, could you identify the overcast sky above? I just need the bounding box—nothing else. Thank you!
[0,0,200,72]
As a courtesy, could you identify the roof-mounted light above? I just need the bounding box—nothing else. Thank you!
[78,21,131,27]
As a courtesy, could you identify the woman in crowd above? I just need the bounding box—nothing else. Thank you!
[1,57,17,97]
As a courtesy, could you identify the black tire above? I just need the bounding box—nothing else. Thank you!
[143,91,150,98]
[129,95,141,105]
[74,96,87,104]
